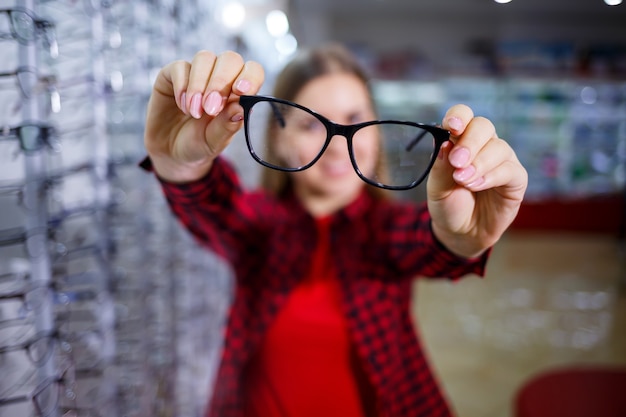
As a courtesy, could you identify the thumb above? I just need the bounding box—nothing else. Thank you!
[202,99,246,157]
[426,140,456,200]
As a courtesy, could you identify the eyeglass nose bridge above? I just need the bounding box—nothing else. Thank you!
[324,121,358,143]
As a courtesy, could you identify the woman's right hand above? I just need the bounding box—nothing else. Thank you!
[144,50,265,183]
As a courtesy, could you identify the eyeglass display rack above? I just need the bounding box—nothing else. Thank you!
[0,1,236,417]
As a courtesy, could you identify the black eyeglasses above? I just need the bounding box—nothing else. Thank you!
[239,95,450,190]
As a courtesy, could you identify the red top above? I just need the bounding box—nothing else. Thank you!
[243,216,377,417]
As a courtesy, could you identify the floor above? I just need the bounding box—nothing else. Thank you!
[413,231,626,417]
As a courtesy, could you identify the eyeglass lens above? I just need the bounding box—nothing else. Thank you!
[0,68,37,98]
[245,98,439,189]
[16,68,38,98]
[0,10,36,43]
[3,124,58,153]
[32,361,76,415]
[0,9,57,58]
[18,125,46,151]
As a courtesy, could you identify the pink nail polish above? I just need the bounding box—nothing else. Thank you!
[190,93,202,119]
[180,92,188,114]
[447,117,463,132]
[450,147,470,168]
[235,79,251,94]
[204,91,223,116]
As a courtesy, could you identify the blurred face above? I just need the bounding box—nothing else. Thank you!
[276,72,379,213]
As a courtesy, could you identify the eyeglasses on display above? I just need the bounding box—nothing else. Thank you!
[0,7,58,58]
[0,356,76,416]
[1,122,60,153]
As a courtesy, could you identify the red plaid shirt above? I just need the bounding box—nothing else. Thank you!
[156,157,489,417]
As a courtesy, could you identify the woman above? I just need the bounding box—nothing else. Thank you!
[143,44,528,417]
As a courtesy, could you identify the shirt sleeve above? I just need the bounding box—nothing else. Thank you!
[424,219,490,279]
[384,201,490,280]
[146,156,269,264]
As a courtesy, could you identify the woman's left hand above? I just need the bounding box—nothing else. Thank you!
[427,104,528,259]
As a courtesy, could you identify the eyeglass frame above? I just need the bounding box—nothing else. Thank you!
[239,95,450,190]
[0,355,76,416]
[0,328,62,366]
[0,122,60,154]
[0,7,58,58]
[0,279,56,319]
[0,66,58,100]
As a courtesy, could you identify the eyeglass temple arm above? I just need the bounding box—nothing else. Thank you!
[405,129,429,152]
[0,394,29,407]
[269,101,286,128]
[0,226,27,246]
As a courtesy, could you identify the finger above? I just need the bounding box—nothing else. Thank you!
[201,51,246,117]
[232,60,265,97]
[467,153,528,200]
[153,60,190,113]
[451,137,513,190]
[442,104,474,138]
[447,116,497,170]
[202,100,249,156]
[201,59,264,159]
[427,141,456,199]
[185,50,218,119]
[200,59,264,155]
[202,59,265,120]
[222,60,266,119]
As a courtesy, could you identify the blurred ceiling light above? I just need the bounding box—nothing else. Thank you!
[580,86,598,104]
[221,2,246,30]
[275,33,298,56]
[494,0,513,3]
[604,0,622,5]
[109,29,122,49]
[110,71,124,93]
[266,10,289,37]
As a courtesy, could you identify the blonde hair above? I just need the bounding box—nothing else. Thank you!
[260,43,390,200]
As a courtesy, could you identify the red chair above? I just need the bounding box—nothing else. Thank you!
[515,366,626,417]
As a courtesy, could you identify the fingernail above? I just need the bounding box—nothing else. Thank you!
[190,93,203,119]
[235,79,251,94]
[231,113,243,122]
[449,147,470,168]
[180,92,188,114]
[447,117,463,132]
[453,165,476,182]
[204,91,223,116]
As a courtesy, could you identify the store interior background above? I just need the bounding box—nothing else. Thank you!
[0,0,624,416]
